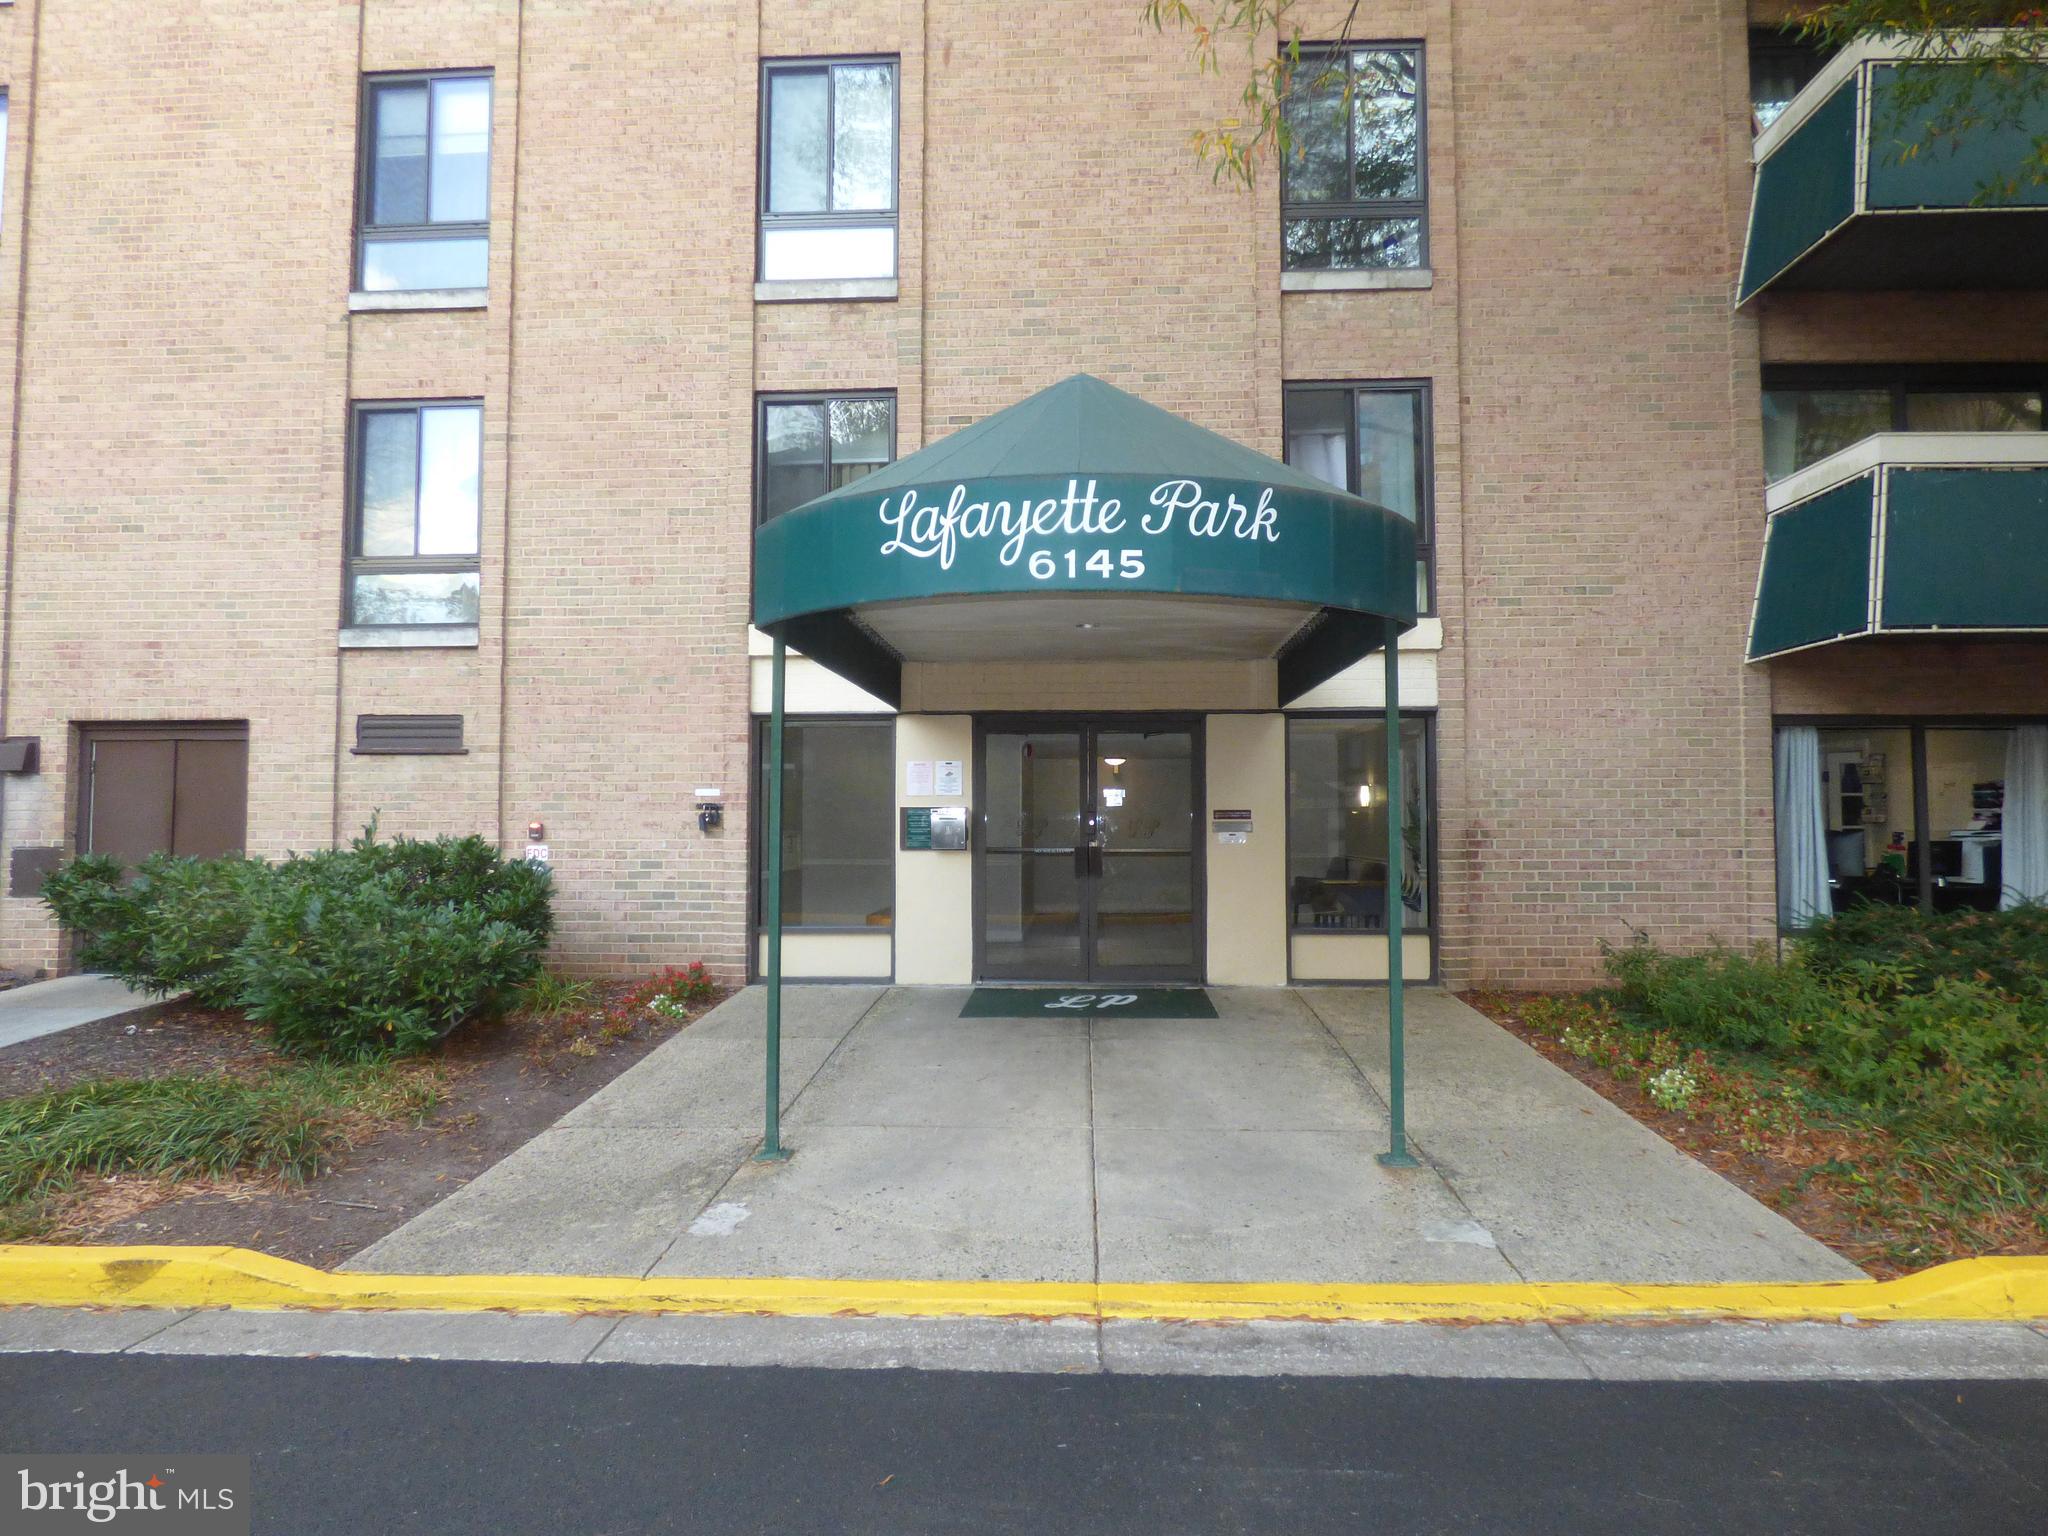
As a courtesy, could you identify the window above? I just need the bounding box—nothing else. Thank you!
[348,401,483,627]
[759,58,898,282]
[1777,720,2046,925]
[1287,716,1432,934]
[1285,382,1433,613]
[1750,27,1828,133]
[1761,367,2048,481]
[357,72,492,292]
[1281,45,1424,271]
[756,393,896,523]
[754,719,895,929]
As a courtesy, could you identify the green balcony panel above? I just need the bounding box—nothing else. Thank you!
[1751,452,2048,660]
[1739,80,1859,304]
[1883,467,2048,630]
[1740,54,2048,302]
[1749,477,1875,660]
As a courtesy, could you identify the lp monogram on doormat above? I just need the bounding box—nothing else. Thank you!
[959,988,1218,1019]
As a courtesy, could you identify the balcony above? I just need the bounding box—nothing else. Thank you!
[1738,36,2048,303]
[1748,433,2048,660]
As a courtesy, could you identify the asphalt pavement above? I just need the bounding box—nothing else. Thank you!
[6,1350,2045,1534]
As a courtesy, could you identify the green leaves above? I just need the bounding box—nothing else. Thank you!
[40,829,555,1063]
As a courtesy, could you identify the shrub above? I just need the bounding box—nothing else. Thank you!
[629,962,720,1023]
[234,848,547,1061]
[40,853,267,1008]
[41,827,555,1061]
[1602,928,2048,1157]
[1798,902,2048,999]
[1601,937,1831,1054]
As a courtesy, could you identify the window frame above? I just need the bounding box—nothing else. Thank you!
[344,397,485,630]
[747,714,899,943]
[756,55,902,283]
[354,69,494,293]
[1282,378,1435,616]
[1774,713,2047,929]
[1279,40,1428,272]
[1282,709,1440,946]
[753,389,899,527]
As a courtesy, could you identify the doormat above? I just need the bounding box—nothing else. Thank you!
[960,987,1218,1019]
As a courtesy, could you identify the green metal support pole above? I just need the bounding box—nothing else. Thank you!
[1377,616,1420,1169]
[757,636,791,1162]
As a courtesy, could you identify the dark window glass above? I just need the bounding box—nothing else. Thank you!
[1285,383,1433,614]
[755,719,895,928]
[1750,29,1827,132]
[1281,46,1424,271]
[359,73,492,292]
[758,393,896,522]
[761,59,898,281]
[1762,373,2048,481]
[1288,717,1431,932]
[1761,389,1890,481]
[349,402,482,627]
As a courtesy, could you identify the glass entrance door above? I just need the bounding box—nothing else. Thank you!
[978,720,1200,982]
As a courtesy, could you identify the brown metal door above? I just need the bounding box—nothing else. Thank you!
[170,738,249,858]
[83,729,248,862]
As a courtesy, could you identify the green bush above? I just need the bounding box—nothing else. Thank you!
[235,855,544,1060]
[1798,901,2048,998]
[40,828,553,1061]
[40,853,267,1008]
[1601,920,2048,1156]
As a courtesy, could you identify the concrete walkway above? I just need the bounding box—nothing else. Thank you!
[350,986,1861,1286]
[0,973,170,1050]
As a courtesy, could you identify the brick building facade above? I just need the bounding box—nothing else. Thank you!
[0,0,2040,989]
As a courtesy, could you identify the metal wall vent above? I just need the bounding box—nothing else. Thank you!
[353,714,465,755]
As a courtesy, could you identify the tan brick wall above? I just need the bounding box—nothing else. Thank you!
[0,0,2006,988]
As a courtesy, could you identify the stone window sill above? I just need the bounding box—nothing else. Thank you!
[339,625,479,650]
[754,278,899,303]
[349,288,488,313]
[1280,268,1433,293]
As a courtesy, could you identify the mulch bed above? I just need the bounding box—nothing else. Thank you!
[1463,990,1900,1274]
[0,984,722,1269]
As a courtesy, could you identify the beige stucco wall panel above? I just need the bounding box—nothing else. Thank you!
[894,714,973,984]
[757,931,893,980]
[1203,714,1287,986]
[1292,933,1436,983]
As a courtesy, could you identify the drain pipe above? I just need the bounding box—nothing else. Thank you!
[1378,615,1420,1169]
[757,636,791,1163]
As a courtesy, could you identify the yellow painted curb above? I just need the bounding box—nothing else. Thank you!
[3,1246,2047,1324]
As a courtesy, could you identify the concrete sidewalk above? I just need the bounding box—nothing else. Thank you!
[0,973,171,1050]
[348,985,1861,1286]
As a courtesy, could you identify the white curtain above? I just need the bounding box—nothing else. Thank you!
[2001,724,2048,909]
[1775,726,1833,928]
[1287,430,1348,491]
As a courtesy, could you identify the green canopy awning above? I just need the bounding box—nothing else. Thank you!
[752,374,1418,706]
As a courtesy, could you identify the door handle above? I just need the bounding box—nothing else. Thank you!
[1074,843,1089,879]
[1088,842,1104,879]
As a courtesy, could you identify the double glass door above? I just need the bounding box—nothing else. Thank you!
[978,720,1200,982]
